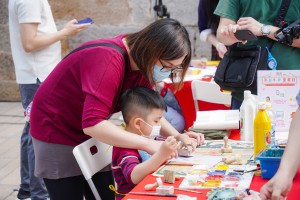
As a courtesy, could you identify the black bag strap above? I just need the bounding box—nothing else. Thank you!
[267,0,291,49]
[63,43,128,64]
[63,43,128,117]
[274,0,291,27]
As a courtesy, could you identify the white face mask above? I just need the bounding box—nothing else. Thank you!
[140,119,161,139]
[153,64,171,82]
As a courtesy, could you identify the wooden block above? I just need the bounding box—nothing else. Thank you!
[178,148,192,156]
[222,155,242,165]
[221,146,232,153]
[156,185,174,195]
[163,170,176,183]
[254,170,262,176]
[144,182,158,191]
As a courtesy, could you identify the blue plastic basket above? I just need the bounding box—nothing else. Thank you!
[256,148,284,179]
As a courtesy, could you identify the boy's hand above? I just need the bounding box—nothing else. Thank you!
[158,136,180,160]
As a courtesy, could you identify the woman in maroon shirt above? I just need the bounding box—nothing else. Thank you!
[30,18,204,200]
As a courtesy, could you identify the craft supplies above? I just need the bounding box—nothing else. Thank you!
[256,148,284,179]
[174,188,202,194]
[221,136,232,153]
[254,103,271,156]
[129,191,177,197]
[207,188,236,200]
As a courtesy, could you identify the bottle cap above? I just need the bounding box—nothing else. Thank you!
[244,90,251,98]
[244,90,251,95]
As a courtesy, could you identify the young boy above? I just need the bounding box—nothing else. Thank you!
[112,87,180,199]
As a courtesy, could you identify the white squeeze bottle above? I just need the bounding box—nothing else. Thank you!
[240,90,257,141]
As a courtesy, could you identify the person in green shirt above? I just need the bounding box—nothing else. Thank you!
[214,0,300,109]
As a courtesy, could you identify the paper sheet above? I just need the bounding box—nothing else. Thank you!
[193,110,239,130]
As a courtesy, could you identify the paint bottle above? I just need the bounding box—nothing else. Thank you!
[265,102,276,148]
[254,102,271,157]
[240,90,257,141]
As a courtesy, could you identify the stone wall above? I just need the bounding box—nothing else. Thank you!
[0,0,211,101]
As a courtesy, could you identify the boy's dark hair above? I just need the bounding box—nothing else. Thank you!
[120,87,166,124]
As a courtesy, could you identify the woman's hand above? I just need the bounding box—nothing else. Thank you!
[175,132,205,152]
[184,131,205,146]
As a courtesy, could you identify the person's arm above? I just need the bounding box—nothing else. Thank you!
[260,107,300,199]
[130,136,178,184]
[160,116,180,137]
[84,120,161,155]
[237,17,300,48]
[20,19,90,52]
[160,117,204,146]
[216,17,240,46]
[206,34,227,58]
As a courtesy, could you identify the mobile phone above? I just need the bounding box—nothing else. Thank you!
[234,29,257,41]
[75,17,94,25]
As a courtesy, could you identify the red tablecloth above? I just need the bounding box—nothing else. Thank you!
[123,168,300,199]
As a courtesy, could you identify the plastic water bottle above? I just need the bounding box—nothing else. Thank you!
[254,102,271,157]
[265,102,276,148]
[240,90,257,141]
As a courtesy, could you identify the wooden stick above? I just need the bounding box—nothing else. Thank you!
[129,192,177,197]
[174,188,203,194]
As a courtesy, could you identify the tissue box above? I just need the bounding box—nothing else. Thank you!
[256,148,284,179]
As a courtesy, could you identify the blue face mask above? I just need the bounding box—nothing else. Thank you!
[153,64,171,82]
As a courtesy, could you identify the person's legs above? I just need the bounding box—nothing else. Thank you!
[44,176,85,200]
[84,170,115,200]
[18,82,48,200]
[230,97,242,110]
[164,105,185,133]
[163,89,185,132]
[18,122,30,199]
[27,130,48,200]
[44,171,115,200]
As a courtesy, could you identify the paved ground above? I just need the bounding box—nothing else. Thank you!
[0,102,123,200]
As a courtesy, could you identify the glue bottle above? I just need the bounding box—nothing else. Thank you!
[240,90,257,141]
[254,102,271,157]
[265,102,276,148]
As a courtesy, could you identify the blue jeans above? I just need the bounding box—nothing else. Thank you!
[163,89,185,132]
[19,81,48,200]
[230,97,243,110]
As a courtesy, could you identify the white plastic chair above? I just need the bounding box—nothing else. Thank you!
[191,79,232,111]
[73,138,112,200]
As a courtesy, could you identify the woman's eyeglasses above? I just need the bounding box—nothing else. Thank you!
[159,59,184,73]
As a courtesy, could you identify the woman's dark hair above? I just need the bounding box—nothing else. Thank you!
[120,87,166,124]
[125,18,191,90]
[206,0,220,34]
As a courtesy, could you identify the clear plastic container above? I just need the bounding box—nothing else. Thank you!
[265,102,276,148]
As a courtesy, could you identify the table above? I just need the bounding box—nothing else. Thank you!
[123,169,300,199]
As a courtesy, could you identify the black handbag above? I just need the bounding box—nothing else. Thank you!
[214,0,291,94]
[214,44,268,94]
